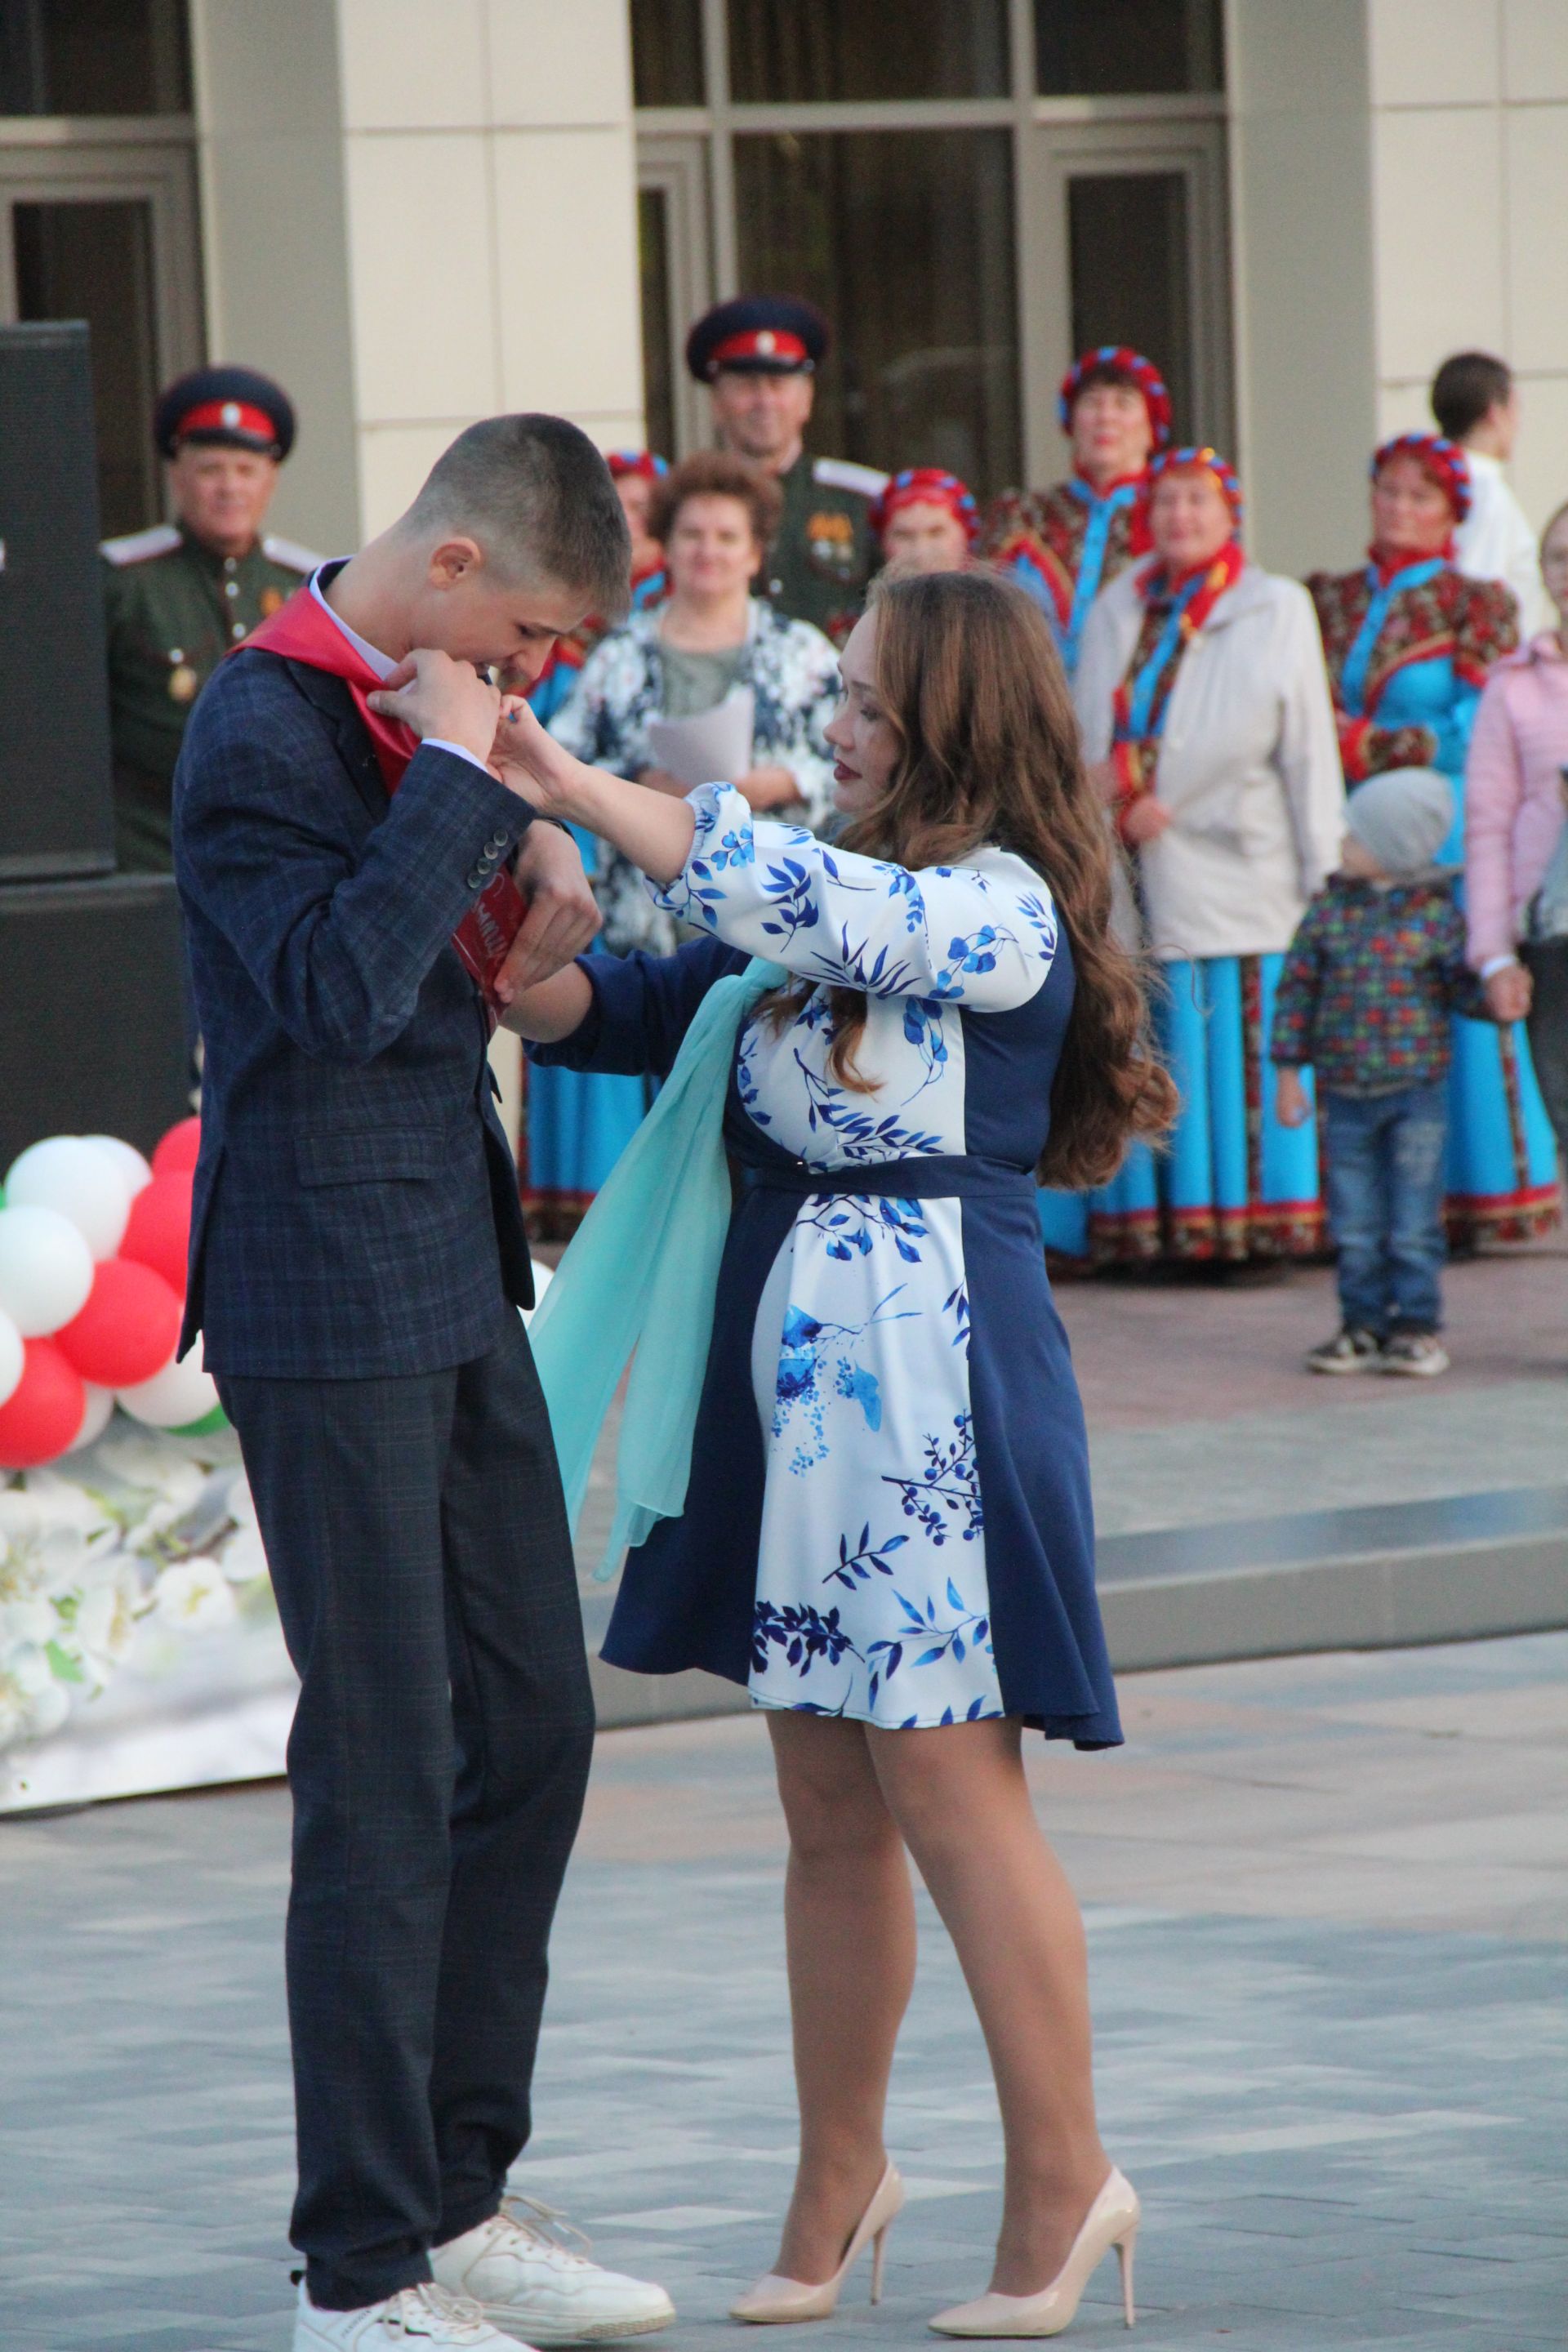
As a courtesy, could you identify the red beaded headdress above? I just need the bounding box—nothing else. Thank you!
[1370,431,1472,523]
[1148,444,1244,528]
[1058,347,1173,452]
[868,467,980,546]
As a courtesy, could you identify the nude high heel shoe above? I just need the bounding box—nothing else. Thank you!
[928,2167,1139,2337]
[730,2161,905,2323]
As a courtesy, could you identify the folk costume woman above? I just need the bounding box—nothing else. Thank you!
[870,466,979,576]
[1309,433,1558,1242]
[978,347,1170,679]
[523,451,837,1236]
[1071,447,1344,1263]
[497,572,1174,2339]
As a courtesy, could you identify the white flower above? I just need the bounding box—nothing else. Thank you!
[217,1524,270,1585]
[72,1564,144,1687]
[0,1642,72,1743]
[1,1597,55,1648]
[149,1559,237,1633]
[24,1472,117,1547]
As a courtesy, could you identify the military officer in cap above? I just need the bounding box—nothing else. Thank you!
[686,295,886,646]
[100,364,319,871]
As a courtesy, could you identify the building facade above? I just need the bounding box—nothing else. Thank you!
[2,0,1566,578]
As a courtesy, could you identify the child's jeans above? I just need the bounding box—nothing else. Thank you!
[1323,1080,1449,1335]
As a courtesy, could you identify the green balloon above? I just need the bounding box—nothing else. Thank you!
[172,1405,229,1437]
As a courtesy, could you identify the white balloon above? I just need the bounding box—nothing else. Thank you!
[82,1135,154,1199]
[0,1307,21,1408]
[6,1135,131,1260]
[0,1205,96,1337]
[67,1382,116,1452]
[117,1330,218,1428]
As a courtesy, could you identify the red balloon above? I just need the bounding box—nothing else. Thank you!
[120,1172,194,1295]
[55,1257,182,1388]
[152,1117,202,1178]
[0,1339,85,1469]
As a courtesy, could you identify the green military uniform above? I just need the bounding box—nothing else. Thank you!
[764,452,886,648]
[100,521,317,871]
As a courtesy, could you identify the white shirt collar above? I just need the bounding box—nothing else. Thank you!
[310,564,397,681]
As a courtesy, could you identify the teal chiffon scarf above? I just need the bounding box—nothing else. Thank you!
[526,956,786,1579]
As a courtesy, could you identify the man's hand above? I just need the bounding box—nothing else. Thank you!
[492,825,602,1002]
[366,649,499,765]
[1120,796,1173,846]
[1275,1067,1312,1129]
[1483,962,1533,1024]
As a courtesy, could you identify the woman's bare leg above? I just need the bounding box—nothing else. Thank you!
[867,1717,1110,2296]
[765,1711,919,2284]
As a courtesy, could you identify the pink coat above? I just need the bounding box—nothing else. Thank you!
[1463,631,1568,968]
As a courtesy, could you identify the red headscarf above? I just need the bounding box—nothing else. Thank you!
[868,467,980,546]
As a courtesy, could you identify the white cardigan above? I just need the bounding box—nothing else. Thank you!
[1075,558,1345,963]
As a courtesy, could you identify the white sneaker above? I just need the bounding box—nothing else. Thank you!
[430,2198,675,2345]
[294,2280,520,2350]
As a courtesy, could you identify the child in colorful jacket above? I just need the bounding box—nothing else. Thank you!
[1271,767,1489,1377]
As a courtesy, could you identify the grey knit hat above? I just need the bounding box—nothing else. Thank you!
[1344,766,1455,880]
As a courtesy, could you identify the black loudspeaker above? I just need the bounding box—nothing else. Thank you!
[0,319,116,880]
[0,874,189,1169]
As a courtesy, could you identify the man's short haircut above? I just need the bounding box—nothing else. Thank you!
[1431,351,1512,443]
[647,448,784,548]
[406,414,632,619]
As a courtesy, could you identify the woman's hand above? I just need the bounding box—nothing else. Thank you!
[736,765,804,813]
[1119,796,1173,846]
[489,696,596,819]
[1274,1067,1312,1129]
[1484,962,1533,1024]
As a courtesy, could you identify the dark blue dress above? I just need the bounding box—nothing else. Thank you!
[532,786,1121,1747]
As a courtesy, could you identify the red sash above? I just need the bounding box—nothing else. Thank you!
[243,586,525,1022]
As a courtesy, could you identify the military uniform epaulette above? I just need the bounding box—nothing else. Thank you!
[811,457,889,500]
[100,523,182,568]
[261,532,323,573]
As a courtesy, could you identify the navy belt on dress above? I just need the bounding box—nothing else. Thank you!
[737,1152,1036,1204]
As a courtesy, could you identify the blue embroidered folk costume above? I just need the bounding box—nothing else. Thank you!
[1309,432,1557,1244]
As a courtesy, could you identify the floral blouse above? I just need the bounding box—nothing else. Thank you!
[549,599,841,955]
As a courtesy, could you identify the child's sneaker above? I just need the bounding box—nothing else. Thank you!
[1379,1330,1450,1377]
[1305,1326,1382,1374]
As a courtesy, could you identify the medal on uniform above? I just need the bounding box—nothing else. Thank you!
[260,587,284,617]
[808,510,856,577]
[167,649,198,703]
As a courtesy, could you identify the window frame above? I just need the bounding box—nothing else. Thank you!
[635,0,1233,487]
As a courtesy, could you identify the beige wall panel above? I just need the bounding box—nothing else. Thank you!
[486,0,634,127]
[581,412,651,452]
[357,420,479,537]
[1512,376,1568,534]
[1368,0,1500,107]
[189,0,362,552]
[1503,0,1568,101]
[1504,109,1568,376]
[1376,380,1432,441]
[345,135,501,423]
[1373,109,1504,381]
[1225,0,1379,576]
[492,131,643,417]
[336,0,487,131]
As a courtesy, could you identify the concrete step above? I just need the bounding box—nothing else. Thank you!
[584,1484,1568,1729]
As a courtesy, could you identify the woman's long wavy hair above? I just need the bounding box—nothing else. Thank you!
[777,568,1176,1189]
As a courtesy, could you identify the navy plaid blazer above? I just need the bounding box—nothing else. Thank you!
[173,648,537,1379]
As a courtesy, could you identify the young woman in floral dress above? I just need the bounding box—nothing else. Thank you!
[496,570,1174,2339]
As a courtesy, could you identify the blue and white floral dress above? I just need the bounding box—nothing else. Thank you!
[531,784,1121,1745]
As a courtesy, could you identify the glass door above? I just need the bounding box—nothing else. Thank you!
[1021,118,1231,474]
[0,138,203,535]
[635,135,712,462]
